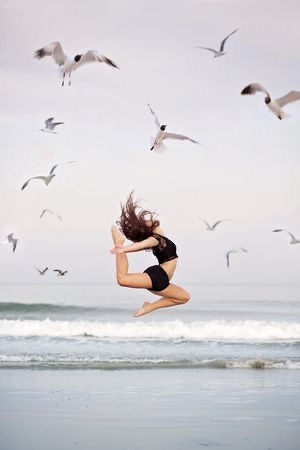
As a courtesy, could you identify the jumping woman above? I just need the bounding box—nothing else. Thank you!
[110,193,190,317]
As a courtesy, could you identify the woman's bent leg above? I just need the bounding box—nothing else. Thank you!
[133,283,190,317]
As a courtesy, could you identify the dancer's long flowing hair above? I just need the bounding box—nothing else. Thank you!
[117,192,160,242]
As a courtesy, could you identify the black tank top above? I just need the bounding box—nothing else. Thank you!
[152,233,178,264]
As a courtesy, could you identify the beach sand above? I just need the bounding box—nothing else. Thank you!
[1,368,299,450]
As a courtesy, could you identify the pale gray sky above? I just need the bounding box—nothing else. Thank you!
[0,0,300,284]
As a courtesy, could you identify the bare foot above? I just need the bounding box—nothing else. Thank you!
[111,225,125,246]
[132,301,152,318]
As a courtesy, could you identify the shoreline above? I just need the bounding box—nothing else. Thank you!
[1,367,299,450]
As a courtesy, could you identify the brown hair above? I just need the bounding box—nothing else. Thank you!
[117,192,160,242]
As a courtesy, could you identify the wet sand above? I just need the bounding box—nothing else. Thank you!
[0,368,299,450]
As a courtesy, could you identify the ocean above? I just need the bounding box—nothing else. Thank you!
[1,283,300,450]
[0,283,299,370]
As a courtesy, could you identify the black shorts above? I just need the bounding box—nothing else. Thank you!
[144,265,170,292]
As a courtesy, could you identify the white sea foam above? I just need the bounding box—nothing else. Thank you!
[0,319,300,341]
[0,354,299,369]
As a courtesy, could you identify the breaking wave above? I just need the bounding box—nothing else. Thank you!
[0,353,299,370]
[1,318,300,341]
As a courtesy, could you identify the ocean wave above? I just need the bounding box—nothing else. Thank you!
[0,318,300,341]
[0,354,299,370]
[0,302,128,315]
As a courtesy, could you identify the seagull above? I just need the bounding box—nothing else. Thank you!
[40,209,62,220]
[21,161,76,190]
[273,229,300,245]
[34,42,119,86]
[54,269,68,277]
[36,267,49,276]
[148,104,200,152]
[241,83,300,120]
[196,29,238,58]
[226,247,248,269]
[202,219,230,231]
[40,117,64,134]
[4,233,18,252]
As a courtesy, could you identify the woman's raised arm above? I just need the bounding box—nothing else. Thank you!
[111,236,158,254]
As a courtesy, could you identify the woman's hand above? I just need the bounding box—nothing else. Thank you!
[110,246,124,254]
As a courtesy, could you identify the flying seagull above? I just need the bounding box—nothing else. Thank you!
[202,219,230,231]
[148,104,200,153]
[40,209,62,220]
[3,233,18,252]
[34,42,119,86]
[226,247,248,269]
[36,267,49,276]
[273,229,300,245]
[241,83,300,120]
[196,29,238,58]
[40,117,64,134]
[54,269,68,277]
[21,161,76,191]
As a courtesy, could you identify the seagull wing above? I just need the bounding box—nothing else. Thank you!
[201,219,210,228]
[53,269,62,274]
[21,176,46,190]
[273,228,284,233]
[73,50,119,70]
[35,42,67,66]
[45,117,54,127]
[211,220,225,230]
[12,239,17,252]
[164,132,199,144]
[49,164,59,175]
[220,28,238,52]
[21,179,31,190]
[241,83,270,97]
[52,122,64,128]
[226,251,232,268]
[287,231,297,241]
[273,228,297,241]
[196,47,219,55]
[148,104,161,129]
[40,209,47,218]
[275,91,300,107]
[49,160,76,175]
